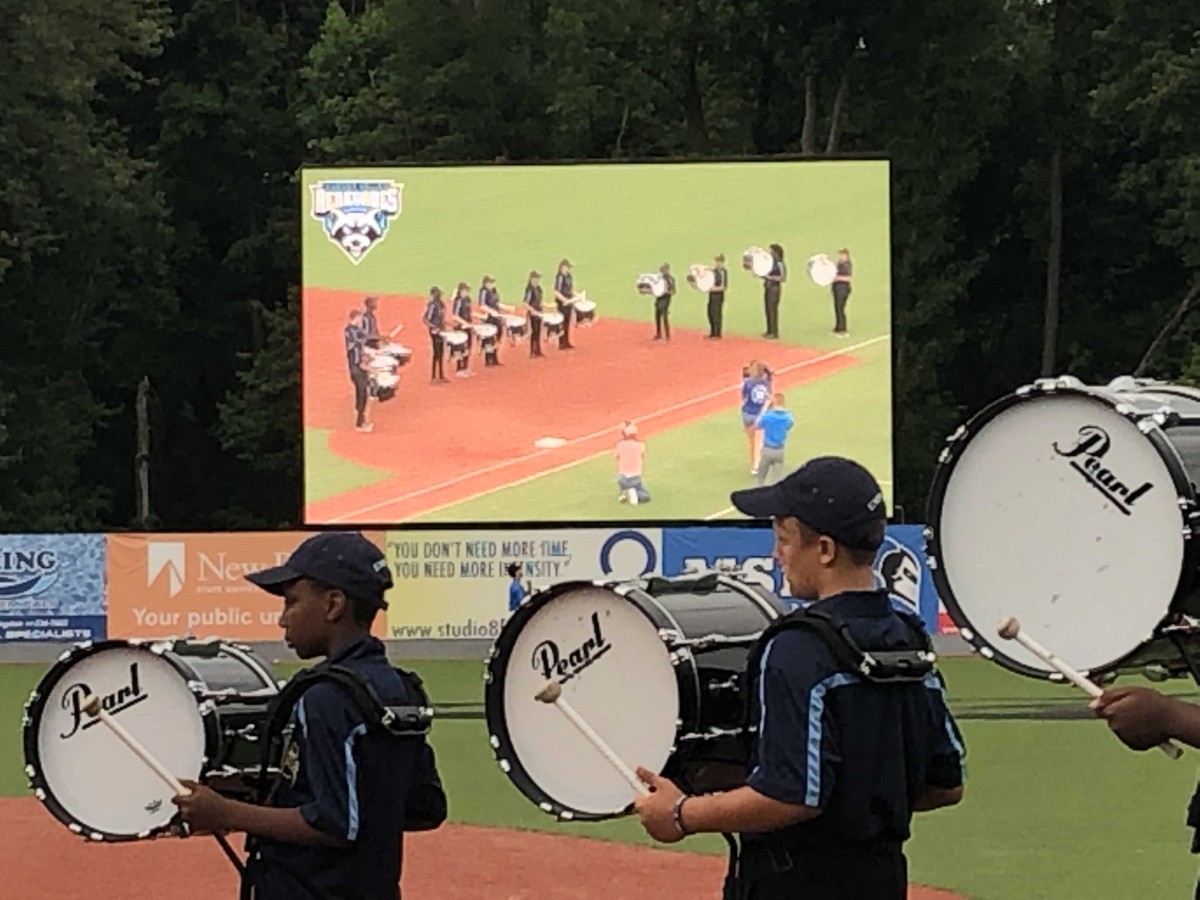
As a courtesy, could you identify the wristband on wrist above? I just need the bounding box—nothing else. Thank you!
[672,794,691,837]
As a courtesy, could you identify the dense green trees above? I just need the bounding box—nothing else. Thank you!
[2,0,1196,529]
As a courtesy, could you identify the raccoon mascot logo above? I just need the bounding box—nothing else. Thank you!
[310,179,403,264]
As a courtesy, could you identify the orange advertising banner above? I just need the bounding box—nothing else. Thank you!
[106,532,387,641]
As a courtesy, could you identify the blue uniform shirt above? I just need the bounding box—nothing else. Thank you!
[362,309,379,337]
[742,377,771,416]
[423,298,444,333]
[253,637,426,900]
[744,590,965,851]
[480,286,501,313]
[452,294,472,326]
[771,259,788,281]
[524,283,543,310]
[757,409,794,449]
[344,324,365,376]
[555,271,573,303]
[508,580,525,612]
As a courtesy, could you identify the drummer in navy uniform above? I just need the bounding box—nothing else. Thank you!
[831,249,853,336]
[421,287,448,384]
[344,309,372,433]
[524,270,545,358]
[553,259,576,350]
[708,254,728,339]
[478,276,511,366]
[449,282,476,378]
[633,457,965,900]
[653,263,675,342]
[171,531,446,900]
[763,243,787,339]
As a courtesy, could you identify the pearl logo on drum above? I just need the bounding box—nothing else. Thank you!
[530,612,611,683]
[1053,424,1154,515]
[59,663,147,740]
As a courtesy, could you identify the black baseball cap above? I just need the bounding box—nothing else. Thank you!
[245,532,394,609]
[730,456,887,551]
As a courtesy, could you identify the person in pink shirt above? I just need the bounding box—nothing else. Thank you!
[615,422,651,505]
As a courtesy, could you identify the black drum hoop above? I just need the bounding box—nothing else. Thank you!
[925,381,1200,679]
[23,638,279,841]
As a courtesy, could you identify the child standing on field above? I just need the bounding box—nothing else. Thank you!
[754,392,794,485]
[615,422,651,505]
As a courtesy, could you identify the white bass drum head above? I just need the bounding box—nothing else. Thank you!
[933,391,1186,675]
[500,585,679,816]
[30,645,206,838]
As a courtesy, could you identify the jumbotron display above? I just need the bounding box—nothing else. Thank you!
[301,160,893,525]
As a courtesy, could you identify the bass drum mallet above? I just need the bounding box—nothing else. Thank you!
[996,618,1182,759]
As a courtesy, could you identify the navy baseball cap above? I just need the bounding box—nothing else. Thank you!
[730,456,887,551]
[246,532,394,609]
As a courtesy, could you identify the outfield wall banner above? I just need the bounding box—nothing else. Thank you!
[383,528,662,640]
[0,534,107,642]
[106,532,387,640]
[660,524,944,634]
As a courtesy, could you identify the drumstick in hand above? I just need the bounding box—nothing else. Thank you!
[535,681,650,796]
[996,619,1183,759]
[81,695,192,794]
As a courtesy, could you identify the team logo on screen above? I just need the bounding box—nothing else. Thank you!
[310,179,403,264]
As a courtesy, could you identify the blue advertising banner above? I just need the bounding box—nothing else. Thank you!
[661,524,942,633]
[0,535,107,642]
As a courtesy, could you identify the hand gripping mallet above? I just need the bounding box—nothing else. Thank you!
[996,619,1183,760]
[534,681,650,797]
[81,694,191,795]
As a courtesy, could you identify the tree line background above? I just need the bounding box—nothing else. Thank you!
[1,0,1197,532]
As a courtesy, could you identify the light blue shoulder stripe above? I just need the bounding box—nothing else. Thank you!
[344,723,368,840]
[805,672,859,806]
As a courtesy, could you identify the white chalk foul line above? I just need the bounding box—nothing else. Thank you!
[328,334,890,523]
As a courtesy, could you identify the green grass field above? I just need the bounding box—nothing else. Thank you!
[302,161,893,521]
[5,657,1199,898]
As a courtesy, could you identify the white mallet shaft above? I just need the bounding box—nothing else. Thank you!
[535,682,650,796]
[82,695,191,794]
[996,619,1182,760]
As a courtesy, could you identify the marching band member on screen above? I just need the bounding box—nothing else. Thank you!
[708,253,728,339]
[422,287,448,383]
[632,458,964,900]
[478,276,514,365]
[653,263,675,342]
[763,243,787,339]
[450,283,476,378]
[524,270,545,358]
[832,248,853,336]
[615,422,651,505]
[363,295,404,343]
[344,309,373,433]
[171,532,446,900]
[553,259,577,350]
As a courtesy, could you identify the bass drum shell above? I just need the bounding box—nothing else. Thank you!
[483,575,788,820]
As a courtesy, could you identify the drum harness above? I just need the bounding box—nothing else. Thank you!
[232,662,439,900]
[721,603,936,897]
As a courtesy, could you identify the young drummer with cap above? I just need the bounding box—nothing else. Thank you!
[171,531,444,900]
[633,457,965,900]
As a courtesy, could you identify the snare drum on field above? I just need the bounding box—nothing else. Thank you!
[23,638,279,841]
[503,315,527,341]
[372,370,400,401]
[367,354,397,374]
[927,375,1200,680]
[742,247,774,278]
[381,343,413,367]
[687,264,716,293]
[441,330,469,358]
[542,312,565,339]
[573,299,597,326]
[472,323,499,344]
[806,254,837,287]
[484,574,789,819]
